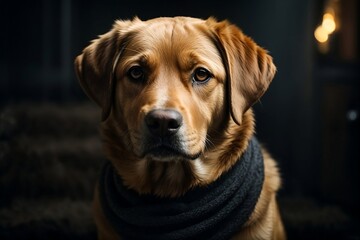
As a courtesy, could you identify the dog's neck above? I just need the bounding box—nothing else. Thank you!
[100,109,255,197]
[98,134,264,240]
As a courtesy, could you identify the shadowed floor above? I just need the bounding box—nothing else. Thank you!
[0,103,358,240]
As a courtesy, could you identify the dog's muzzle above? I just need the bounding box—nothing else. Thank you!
[141,109,199,161]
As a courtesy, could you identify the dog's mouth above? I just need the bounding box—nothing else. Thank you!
[142,144,201,162]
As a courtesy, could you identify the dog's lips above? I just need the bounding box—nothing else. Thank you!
[143,145,201,161]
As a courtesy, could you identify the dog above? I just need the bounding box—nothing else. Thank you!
[75,16,286,240]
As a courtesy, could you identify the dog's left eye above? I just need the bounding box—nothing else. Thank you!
[128,66,145,81]
[193,68,212,83]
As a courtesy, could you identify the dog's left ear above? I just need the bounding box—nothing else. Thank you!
[74,19,137,121]
[206,19,276,125]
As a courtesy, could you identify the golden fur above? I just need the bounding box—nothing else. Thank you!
[75,16,286,240]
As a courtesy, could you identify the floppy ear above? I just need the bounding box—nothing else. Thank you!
[207,19,276,125]
[74,19,135,120]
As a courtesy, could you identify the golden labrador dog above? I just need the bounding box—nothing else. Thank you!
[75,16,285,240]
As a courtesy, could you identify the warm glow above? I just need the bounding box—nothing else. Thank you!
[322,13,336,33]
[314,26,329,43]
[315,1,340,53]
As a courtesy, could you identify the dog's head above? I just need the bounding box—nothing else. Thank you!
[75,17,275,163]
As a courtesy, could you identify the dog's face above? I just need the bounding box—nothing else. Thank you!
[111,18,227,162]
[75,17,275,164]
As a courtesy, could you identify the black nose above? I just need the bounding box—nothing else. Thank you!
[145,109,183,137]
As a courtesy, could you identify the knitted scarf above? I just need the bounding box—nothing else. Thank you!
[99,137,264,240]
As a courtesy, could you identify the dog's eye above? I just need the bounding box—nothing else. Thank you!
[193,68,212,83]
[128,66,145,81]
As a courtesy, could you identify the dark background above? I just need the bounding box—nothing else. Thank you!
[0,0,359,239]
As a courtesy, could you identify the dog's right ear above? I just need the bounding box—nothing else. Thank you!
[74,19,137,120]
[205,18,276,126]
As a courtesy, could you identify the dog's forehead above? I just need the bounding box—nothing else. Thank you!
[145,16,205,25]
[122,17,223,72]
[130,17,209,48]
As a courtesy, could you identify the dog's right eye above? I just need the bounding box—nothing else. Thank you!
[127,66,145,81]
[192,67,212,84]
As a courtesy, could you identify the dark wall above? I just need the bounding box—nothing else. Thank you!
[1,0,359,225]
[0,0,316,194]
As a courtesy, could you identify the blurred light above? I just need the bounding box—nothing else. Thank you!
[314,26,329,43]
[322,13,336,34]
[315,0,340,53]
[347,110,358,122]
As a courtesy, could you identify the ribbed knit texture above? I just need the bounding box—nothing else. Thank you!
[99,137,264,240]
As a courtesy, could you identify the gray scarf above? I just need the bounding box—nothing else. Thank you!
[99,137,264,240]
